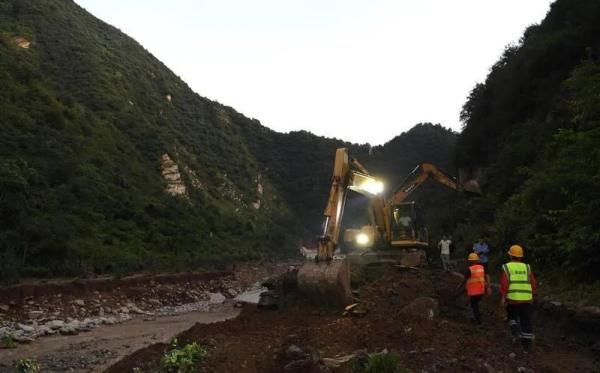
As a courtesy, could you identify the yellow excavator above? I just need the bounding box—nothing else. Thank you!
[297,149,480,306]
[297,148,384,306]
[347,162,481,266]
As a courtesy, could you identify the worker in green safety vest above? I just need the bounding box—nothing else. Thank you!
[500,244,538,352]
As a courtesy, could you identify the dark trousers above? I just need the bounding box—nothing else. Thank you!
[469,295,483,323]
[506,302,534,350]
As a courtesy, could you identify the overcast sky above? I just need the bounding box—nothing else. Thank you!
[75,0,554,145]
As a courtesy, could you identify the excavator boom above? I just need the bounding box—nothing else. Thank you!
[298,148,383,306]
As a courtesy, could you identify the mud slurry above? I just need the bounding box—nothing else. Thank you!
[111,268,600,373]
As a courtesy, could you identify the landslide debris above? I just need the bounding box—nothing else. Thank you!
[109,267,600,372]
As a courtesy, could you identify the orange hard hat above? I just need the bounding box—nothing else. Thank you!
[468,253,479,261]
[508,244,524,258]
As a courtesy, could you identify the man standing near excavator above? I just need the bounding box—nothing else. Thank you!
[438,235,452,272]
[500,245,537,351]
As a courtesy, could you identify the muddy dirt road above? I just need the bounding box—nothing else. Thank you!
[0,305,239,372]
[110,267,600,373]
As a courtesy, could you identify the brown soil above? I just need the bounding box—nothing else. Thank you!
[109,267,600,373]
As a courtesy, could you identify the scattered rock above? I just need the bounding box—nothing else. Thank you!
[322,354,355,368]
[209,292,226,304]
[74,299,86,307]
[28,310,44,319]
[59,325,79,335]
[225,288,238,297]
[0,304,9,313]
[399,297,439,320]
[509,352,516,359]
[18,323,35,333]
[13,335,35,343]
[285,344,305,360]
[47,320,65,330]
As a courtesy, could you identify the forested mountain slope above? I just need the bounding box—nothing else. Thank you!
[0,0,458,281]
[456,0,600,279]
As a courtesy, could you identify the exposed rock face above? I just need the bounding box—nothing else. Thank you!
[160,154,187,197]
[14,36,30,49]
[252,174,264,210]
[183,165,204,190]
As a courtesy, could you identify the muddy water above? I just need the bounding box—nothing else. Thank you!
[0,304,240,373]
[234,282,267,304]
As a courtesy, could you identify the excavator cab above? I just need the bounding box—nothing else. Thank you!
[391,203,414,241]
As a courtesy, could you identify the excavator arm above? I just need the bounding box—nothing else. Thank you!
[299,148,383,306]
[317,148,383,260]
[317,148,351,261]
[390,162,478,204]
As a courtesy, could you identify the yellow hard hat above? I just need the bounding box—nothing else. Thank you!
[508,244,524,258]
[468,253,479,261]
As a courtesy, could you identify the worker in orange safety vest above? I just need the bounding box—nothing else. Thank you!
[460,252,491,324]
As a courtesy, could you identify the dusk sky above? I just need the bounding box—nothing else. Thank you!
[75,0,554,145]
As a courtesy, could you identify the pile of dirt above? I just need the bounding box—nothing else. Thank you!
[109,267,600,373]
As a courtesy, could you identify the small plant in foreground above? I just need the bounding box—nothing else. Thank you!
[159,339,208,373]
[15,358,41,373]
[1,333,17,349]
[362,352,409,373]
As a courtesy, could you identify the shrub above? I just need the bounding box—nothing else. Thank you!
[15,358,41,373]
[159,339,208,373]
[1,333,17,349]
[361,352,409,373]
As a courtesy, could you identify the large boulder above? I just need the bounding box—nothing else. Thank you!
[399,297,439,320]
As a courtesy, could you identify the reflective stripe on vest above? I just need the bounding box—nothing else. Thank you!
[466,264,485,296]
[503,262,533,301]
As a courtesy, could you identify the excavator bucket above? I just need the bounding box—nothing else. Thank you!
[297,258,352,307]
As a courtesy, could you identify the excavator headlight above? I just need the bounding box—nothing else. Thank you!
[359,179,383,195]
[356,233,370,246]
[361,179,384,195]
[349,173,384,196]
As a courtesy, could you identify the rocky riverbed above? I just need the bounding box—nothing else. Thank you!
[0,263,291,372]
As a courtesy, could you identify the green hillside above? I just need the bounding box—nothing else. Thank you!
[456,0,600,280]
[0,0,299,280]
[0,0,458,281]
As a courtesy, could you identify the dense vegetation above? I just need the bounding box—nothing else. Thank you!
[0,0,300,280]
[7,0,597,287]
[455,0,600,280]
[0,0,458,281]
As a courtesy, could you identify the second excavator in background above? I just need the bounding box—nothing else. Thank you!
[346,162,481,266]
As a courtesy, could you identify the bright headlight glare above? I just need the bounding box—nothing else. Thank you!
[360,180,384,195]
[356,233,370,245]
